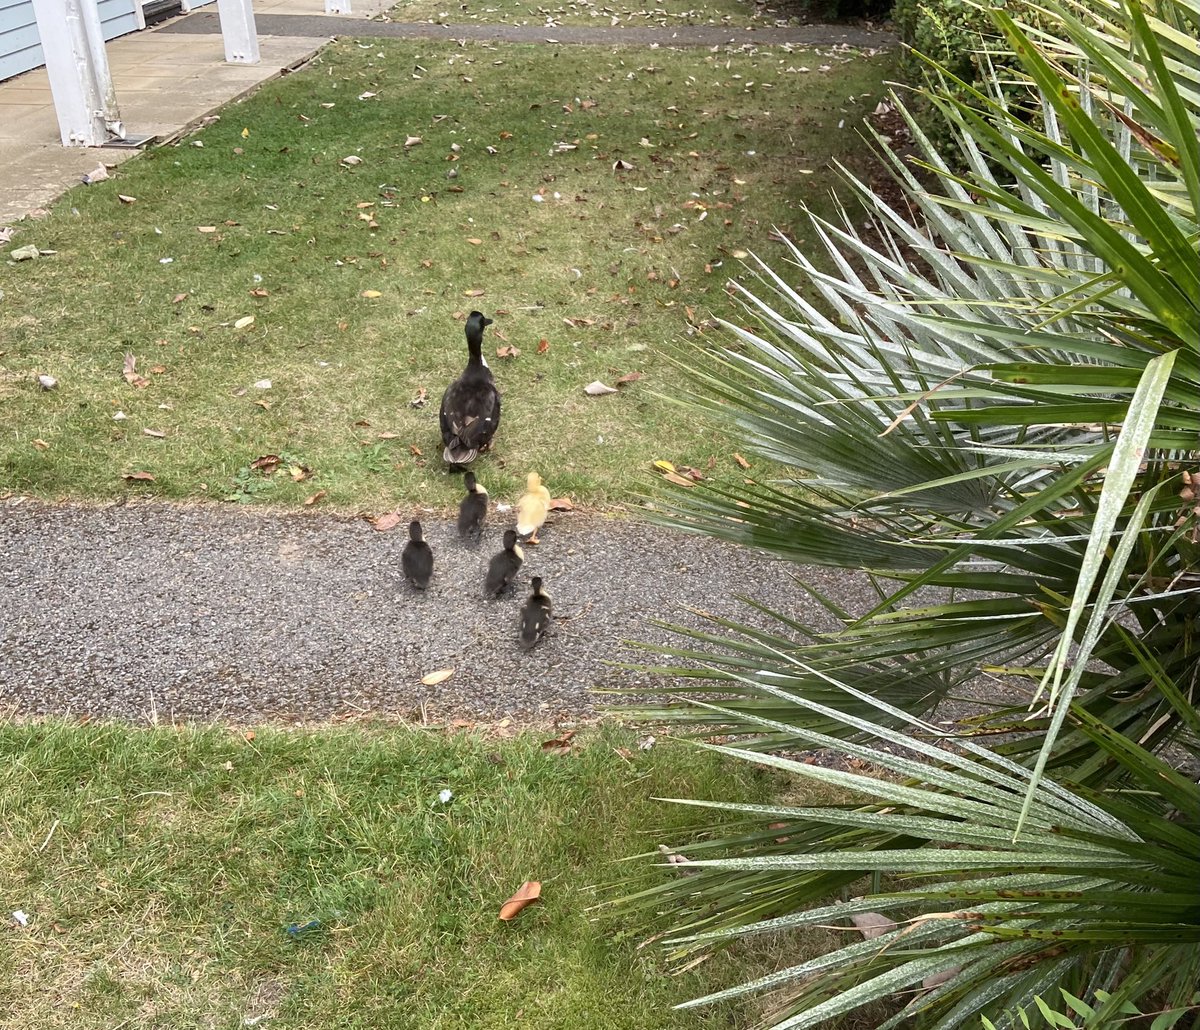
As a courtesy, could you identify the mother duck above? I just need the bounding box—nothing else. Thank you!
[440,310,501,466]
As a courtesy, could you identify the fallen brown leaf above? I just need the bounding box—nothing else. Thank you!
[288,465,311,482]
[409,444,423,457]
[548,497,573,511]
[361,289,382,299]
[304,489,327,506]
[850,912,898,940]
[733,452,751,469]
[614,372,642,386]
[373,512,402,532]
[662,471,695,488]
[410,387,428,408]
[463,288,485,298]
[537,338,550,354]
[496,345,520,359]
[249,454,282,473]
[172,292,188,304]
[142,428,166,439]
[32,438,49,451]
[249,288,269,297]
[466,237,483,245]
[122,352,149,389]
[498,881,541,921]
[421,668,455,686]
[657,845,696,875]
[541,729,576,751]
[122,471,156,482]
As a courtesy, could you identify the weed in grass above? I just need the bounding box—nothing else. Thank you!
[1,40,894,511]
[0,719,815,1028]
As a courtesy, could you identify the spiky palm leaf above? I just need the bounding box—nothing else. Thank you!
[620,0,1200,1024]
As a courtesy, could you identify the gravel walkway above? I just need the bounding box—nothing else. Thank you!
[0,500,885,725]
[159,11,893,48]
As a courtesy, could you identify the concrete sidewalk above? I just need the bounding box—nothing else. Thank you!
[0,0,396,224]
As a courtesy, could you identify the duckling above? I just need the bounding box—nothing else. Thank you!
[519,576,552,651]
[484,529,524,597]
[440,311,501,466]
[457,470,488,539]
[516,471,551,545]
[401,520,433,590]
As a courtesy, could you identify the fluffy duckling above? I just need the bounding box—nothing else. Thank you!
[401,520,433,590]
[440,311,501,466]
[484,529,524,597]
[519,577,552,651]
[516,471,551,545]
[457,470,488,539]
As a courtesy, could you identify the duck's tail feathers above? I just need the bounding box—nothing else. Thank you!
[444,443,478,465]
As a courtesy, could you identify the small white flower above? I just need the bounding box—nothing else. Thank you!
[438,789,453,805]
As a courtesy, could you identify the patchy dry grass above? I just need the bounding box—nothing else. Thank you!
[1,38,894,513]
[0,719,839,1029]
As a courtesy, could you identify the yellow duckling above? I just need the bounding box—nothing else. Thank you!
[516,471,551,545]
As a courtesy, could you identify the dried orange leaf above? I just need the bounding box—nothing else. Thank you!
[537,338,549,354]
[496,345,520,359]
[122,471,156,482]
[304,489,327,506]
[548,497,573,511]
[614,371,642,386]
[32,438,50,451]
[421,668,455,686]
[463,288,485,298]
[733,452,751,469]
[498,881,541,921]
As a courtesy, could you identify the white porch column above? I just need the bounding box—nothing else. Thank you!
[216,0,261,64]
[30,0,125,147]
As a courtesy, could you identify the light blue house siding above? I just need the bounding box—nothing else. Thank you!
[0,0,140,83]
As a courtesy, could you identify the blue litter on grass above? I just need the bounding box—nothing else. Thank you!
[285,919,322,937]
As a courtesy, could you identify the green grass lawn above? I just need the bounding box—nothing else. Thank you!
[1,38,894,512]
[1,720,798,1029]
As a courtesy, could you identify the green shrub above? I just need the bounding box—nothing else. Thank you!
[892,0,1013,152]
